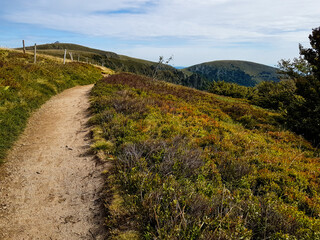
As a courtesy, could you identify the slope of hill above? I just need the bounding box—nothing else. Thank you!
[186,60,280,87]
[20,43,210,90]
[21,44,280,89]
[90,73,320,239]
[23,42,119,59]
[0,48,102,161]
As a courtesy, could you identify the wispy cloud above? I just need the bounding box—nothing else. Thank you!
[1,0,320,65]
[3,0,319,39]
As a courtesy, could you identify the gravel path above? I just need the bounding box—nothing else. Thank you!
[0,85,107,240]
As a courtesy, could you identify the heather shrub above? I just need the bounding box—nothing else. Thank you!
[91,73,320,239]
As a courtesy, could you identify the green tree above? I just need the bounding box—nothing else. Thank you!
[278,27,320,145]
[251,80,298,110]
[300,27,320,78]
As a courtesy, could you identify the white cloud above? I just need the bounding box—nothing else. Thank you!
[4,0,320,39]
[1,0,320,65]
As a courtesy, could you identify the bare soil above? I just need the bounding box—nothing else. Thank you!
[0,85,108,239]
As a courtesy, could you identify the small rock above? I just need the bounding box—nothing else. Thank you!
[66,145,73,150]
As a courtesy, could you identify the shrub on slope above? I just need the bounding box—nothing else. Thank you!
[91,73,320,239]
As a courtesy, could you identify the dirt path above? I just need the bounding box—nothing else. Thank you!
[0,85,107,240]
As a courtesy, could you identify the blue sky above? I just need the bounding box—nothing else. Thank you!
[1,0,320,67]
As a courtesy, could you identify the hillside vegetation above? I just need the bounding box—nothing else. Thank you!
[22,44,283,90]
[0,49,102,161]
[209,27,320,146]
[187,60,280,87]
[23,42,119,59]
[90,73,320,239]
[23,43,282,90]
[20,43,209,90]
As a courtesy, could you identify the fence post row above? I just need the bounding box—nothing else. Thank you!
[21,41,93,65]
[34,43,37,63]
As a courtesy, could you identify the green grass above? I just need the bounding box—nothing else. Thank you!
[0,49,102,161]
[22,42,118,58]
[90,73,320,239]
[21,43,155,67]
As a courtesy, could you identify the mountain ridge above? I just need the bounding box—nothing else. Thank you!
[19,43,280,88]
[186,60,280,87]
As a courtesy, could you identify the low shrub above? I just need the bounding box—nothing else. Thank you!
[91,73,320,239]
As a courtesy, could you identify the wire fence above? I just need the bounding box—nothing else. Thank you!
[20,40,105,67]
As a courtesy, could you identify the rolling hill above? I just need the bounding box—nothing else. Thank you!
[20,43,280,89]
[186,60,280,87]
[19,43,209,90]
[23,42,119,59]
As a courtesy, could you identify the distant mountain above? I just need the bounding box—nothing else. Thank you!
[186,60,280,87]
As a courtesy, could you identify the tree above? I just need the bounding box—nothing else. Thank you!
[251,80,298,110]
[300,27,320,78]
[152,55,173,80]
[278,27,320,145]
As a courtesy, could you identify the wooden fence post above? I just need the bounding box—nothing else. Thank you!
[63,49,67,64]
[34,44,37,63]
[22,40,26,54]
[69,52,73,61]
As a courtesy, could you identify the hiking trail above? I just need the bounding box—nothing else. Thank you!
[0,84,107,240]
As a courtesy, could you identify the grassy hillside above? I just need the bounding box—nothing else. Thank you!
[23,42,119,59]
[0,49,102,161]
[22,44,283,90]
[20,43,210,90]
[90,73,320,239]
[186,60,280,87]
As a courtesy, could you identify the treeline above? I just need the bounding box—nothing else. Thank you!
[189,66,257,87]
[209,81,256,99]
[209,27,320,146]
[209,79,297,110]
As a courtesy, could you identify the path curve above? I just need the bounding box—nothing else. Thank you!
[0,85,107,239]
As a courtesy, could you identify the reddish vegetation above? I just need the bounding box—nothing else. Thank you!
[91,73,320,239]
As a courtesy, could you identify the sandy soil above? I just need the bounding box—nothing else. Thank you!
[0,85,108,239]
